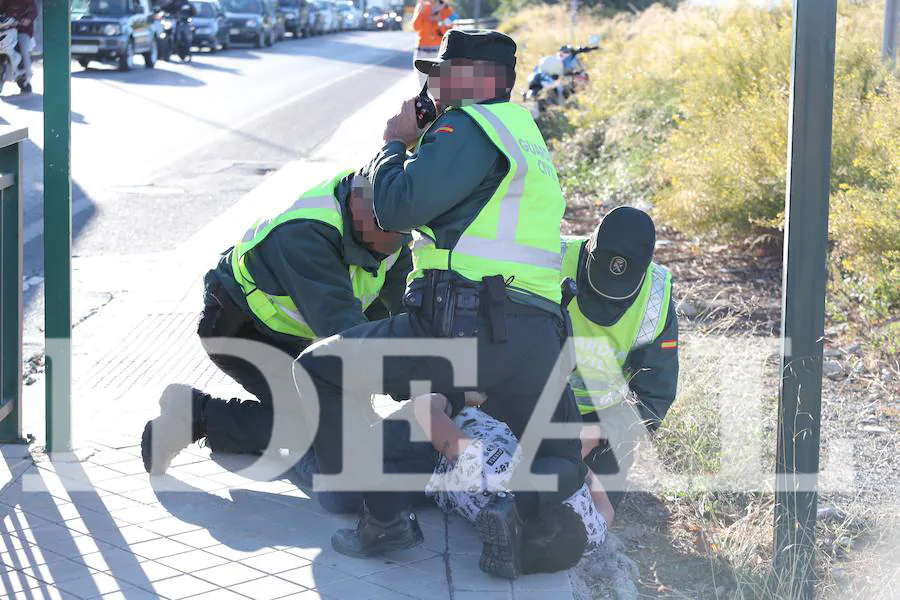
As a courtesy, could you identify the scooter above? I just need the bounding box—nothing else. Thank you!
[523,37,601,117]
[172,6,194,62]
[0,15,22,95]
[153,10,176,61]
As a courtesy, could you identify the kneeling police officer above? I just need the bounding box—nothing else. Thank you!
[562,207,679,509]
[141,170,411,475]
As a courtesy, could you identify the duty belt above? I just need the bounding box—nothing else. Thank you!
[402,271,550,343]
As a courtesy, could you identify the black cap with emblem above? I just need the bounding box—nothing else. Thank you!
[414,29,517,74]
[585,206,656,301]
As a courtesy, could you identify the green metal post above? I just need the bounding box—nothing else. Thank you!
[774,1,837,597]
[0,128,28,443]
[43,0,73,453]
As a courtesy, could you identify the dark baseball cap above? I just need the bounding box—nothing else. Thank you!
[414,29,517,74]
[585,207,656,300]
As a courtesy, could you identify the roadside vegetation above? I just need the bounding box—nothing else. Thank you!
[501,2,899,598]
[503,0,899,350]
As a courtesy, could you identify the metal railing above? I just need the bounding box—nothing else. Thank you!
[0,127,27,443]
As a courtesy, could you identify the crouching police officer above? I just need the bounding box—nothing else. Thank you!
[293,29,587,578]
[141,170,411,475]
[562,207,679,510]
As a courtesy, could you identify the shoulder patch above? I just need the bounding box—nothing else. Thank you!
[434,125,455,134]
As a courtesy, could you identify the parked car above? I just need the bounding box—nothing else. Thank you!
[277,0,309,37]
[222,0,277,47]
[190,0,230,50]
[371,5,402,31]
[71,0,160,71]
[313,0,338,34]
[304,1,321,34]
[360,8,375,30]
[336,1,360,30]
[270,0,287,40]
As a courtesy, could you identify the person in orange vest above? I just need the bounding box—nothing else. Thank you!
[412,0,455,86]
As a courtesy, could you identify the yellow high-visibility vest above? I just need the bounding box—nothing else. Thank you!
[561,238,672,414]
[231,170,400,340]
[410,103,566,304]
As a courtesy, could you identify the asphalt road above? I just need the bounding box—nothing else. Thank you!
[0,30,415,351]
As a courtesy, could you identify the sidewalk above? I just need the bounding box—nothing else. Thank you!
[1,75,577,600]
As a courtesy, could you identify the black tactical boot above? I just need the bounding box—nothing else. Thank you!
[474,492,523,580]
[141,384,210,475]
[331,504,424,558]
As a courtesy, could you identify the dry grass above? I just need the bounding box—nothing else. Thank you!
[625,322,896,599]
[499,3,899,598]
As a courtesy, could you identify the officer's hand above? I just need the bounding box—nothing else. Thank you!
[383,98,423,147]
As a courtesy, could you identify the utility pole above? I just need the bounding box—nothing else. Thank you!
[774,0,837,598]
[474,0,481,28]
[43,0,73,454]
[884,0,899,67]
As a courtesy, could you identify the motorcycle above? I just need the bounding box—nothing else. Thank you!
[0,15,23,94]
[153,10,176,62]
[523,38,601,117]
[172,5,194,62]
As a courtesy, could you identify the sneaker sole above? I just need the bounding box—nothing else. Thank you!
[474,503,523,579]
[141,419,179,476]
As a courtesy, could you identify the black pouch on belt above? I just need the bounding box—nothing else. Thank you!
[430,279,481,338]
[482,275,508,344]
[432,279,453,337]
[203,277,251,339]
[448,285,480,338]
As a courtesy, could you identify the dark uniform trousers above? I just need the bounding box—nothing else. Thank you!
[294,297,588,520]
[582,401,646,510]
[197,270,311,455]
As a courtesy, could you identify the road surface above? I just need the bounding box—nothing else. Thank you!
[0,30,415,356]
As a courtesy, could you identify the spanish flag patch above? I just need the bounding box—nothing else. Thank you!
[660,340,678,350]
[435,125,455,134]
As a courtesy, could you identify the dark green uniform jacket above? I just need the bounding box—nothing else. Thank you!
[364,102,587,512]
[365,101,556,314]
[575,250,679,431]
[214,172,413,345]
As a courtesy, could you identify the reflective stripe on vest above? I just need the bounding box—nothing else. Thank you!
[230,170,399,340]
[409,103,565,304]
[561,238,672,414]
[241,194,339,243]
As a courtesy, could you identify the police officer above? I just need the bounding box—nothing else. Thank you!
[561,206,679,509]
[141,170,411,475]
[293,30,587,578]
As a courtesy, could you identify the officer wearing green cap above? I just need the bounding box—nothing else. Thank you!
[562,206,679,510]
[293,29,587,577]
[141,170,411,475]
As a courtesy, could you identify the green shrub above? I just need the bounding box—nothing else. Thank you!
[505,0,900,329]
